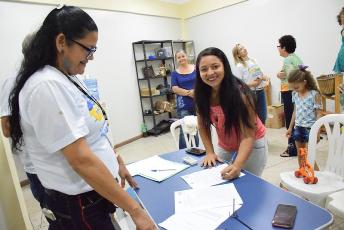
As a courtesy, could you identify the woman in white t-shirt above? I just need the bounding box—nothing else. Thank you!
[232,44,269,124]
[8,5,155,230]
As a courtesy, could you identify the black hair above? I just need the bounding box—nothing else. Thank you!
[194,47,256,137]
[9,5,98,150]
[279,35,296,54]
[337,7,344,25]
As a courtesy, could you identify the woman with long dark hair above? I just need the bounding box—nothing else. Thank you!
[9,5,155,229]
[195,47,267,179]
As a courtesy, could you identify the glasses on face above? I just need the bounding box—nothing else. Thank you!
[69,39,97,59]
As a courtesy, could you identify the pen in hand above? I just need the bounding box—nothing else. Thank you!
[151,169,176,172]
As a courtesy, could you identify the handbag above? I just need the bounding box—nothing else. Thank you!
[142,66,155,78]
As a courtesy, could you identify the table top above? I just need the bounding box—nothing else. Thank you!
[131,150,333,230]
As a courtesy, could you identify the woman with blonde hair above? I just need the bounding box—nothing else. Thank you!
[232,44,269,124]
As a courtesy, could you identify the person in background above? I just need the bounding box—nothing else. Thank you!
[8,5,155,230]
[277,35,303,157]
[232,44,269,124]
[286,66,322,169]
[171,49,198,149]
[334,7,344,73]
[0,33,47,209]
[194,47,267,179]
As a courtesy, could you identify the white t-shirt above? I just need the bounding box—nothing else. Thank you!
[236,59,265,90]
[0,74,36,174]
[19,65,119,195]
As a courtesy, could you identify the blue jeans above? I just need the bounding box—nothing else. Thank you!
[293,126,311,143]
[45,189,117,229]
[177,108,199,149]
[255,89,267,124]
[26,173,45,208]
[281,91,297,156]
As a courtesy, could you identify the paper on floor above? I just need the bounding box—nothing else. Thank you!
[181,163,245,189]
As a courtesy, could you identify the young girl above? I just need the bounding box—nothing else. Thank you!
[194,47,267,179]
[232,44,269,124]
[286,66,322,168]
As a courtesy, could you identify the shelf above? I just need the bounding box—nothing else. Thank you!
[136,57,174,62]
[173,40,193,43]
[133,40,173,45]
[138,74,171,80]
[143,111,173,116]
[140,92,174,98]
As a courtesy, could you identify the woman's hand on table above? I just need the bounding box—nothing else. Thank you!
[220,164,241,180]
[201,152,223,167]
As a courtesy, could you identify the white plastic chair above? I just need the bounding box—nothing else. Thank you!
[325,189,344,219]
[280,114,344,207]
[170,115,199,149]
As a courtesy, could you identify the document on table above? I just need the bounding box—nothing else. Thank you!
[158,206,232,230]
[181,163,245,189]
[126,155,189,182]
[159,184,243,230]
[174,183,243,213]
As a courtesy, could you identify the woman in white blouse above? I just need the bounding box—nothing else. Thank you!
[232,44,269,124]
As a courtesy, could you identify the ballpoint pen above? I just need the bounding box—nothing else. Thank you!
[150,169,176,172]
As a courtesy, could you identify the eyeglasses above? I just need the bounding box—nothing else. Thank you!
[69,39,97,59]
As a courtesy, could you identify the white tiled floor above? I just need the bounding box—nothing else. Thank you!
[21,128,344,230]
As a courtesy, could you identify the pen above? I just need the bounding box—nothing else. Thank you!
[151,169,176,172]
[230,152,237,165]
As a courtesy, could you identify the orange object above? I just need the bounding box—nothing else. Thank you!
[294,148,318,184]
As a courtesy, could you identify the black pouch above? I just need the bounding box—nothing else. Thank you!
[142,66,155,78]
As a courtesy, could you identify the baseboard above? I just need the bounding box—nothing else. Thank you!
[20,179,29,187]
[114,134,143,149]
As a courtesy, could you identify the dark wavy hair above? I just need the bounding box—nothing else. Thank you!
[337,7,344,25]
[9,5,98,150]
[194,47,256,137]
[279,35,296,54]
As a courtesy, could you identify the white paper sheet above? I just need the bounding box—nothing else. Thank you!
[174,184,243,213]
[160,184,243,230]
[126,155,189,182]
[181,163,245,189]
[158,206,234,230]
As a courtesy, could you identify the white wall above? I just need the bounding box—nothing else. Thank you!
[0,1,182,144]
[186,0,343,105]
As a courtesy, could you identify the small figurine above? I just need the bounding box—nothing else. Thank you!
[294,148,318,184]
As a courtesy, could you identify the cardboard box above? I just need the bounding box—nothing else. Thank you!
[265,104,285,129]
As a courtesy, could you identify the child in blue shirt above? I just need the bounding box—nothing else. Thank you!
[286,66,322,168]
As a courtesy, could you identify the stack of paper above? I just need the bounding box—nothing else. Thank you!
[181,163,245,189]
[159,184,243,230]
[126,155,189,182]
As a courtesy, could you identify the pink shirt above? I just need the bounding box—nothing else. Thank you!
[210,106,265,151]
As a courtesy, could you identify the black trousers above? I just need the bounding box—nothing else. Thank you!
[281,90,297,156]
[45,189,118,230]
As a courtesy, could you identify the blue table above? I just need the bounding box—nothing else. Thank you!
[131,150,333,229]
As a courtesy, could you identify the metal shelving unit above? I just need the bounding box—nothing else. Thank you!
[132,40,195,136]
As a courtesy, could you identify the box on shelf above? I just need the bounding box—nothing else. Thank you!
[140,88,160,97]
[266,104,285,129]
